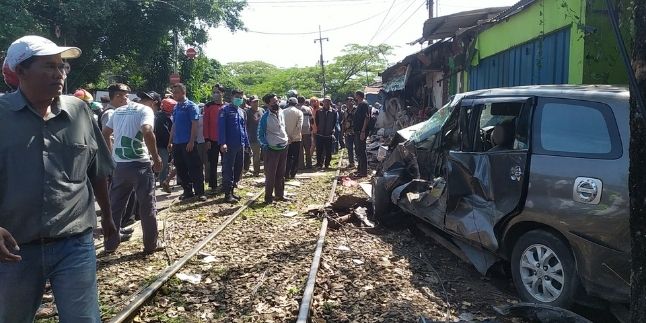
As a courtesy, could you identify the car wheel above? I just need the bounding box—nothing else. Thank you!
[510,230,579,308]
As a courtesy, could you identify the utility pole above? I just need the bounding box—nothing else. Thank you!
[428,0,434,18]
[628,0,646,321]
[173,29,179,74]
[314,25,329,96]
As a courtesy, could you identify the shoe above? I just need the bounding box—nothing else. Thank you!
[161,182,172,193]
[275,196,292,202]
[143,242,165,255]
[225,194,238,203]
[348,164,356,168]
[120,233,132,242]
[231,192,241,200]
[179,193,195,201]
[120,227,134,235]
[264,198,273,204]
[197,195,207,202]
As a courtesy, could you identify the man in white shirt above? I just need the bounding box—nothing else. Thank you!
[283,97,304,179]
[102,91,163,254]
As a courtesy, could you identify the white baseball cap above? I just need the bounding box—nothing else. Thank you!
[5,35,81,71]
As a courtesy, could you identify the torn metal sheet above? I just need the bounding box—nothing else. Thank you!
[453,240,498,275]
[391,178,447,227]
[444,151,527,251]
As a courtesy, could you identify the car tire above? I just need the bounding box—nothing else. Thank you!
[510,230,579,308]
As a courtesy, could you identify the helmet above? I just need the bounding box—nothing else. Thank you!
[287,89,298,98]
[2,59,19,89]
[161,98,177,114]
[74,89,93,103]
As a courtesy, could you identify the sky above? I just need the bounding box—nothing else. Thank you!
[203,0,519,68]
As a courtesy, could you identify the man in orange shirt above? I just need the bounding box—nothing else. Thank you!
[203,85,224,192]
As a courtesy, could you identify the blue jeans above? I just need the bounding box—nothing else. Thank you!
[0,231,100,323]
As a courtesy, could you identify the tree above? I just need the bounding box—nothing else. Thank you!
[325,44,393,99]
[630,0,646,321]
[0,0,246,92]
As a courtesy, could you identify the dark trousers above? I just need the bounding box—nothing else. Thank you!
[173,142,205,196]
[316,135,333,167]
[222,146,243,193]
[264,148,288,201]
[206,140,220,189]
[250,142,262,174]
[354,135,368,175]
[345,134,355,166]
[106,162,158,251]
[121,191,138,227]
[108,176,138,227]
[286,141,301,179]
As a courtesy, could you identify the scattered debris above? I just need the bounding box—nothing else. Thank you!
[246,192,256,197]
[354,207,374,228]
[494,303,592,323]
[352,259,364,265]
[200,255,217,264]
[339,176,358,187]
[336,245,351,252]
[283,211,298,218]
[358,182,372,198]
[175,273,202,284]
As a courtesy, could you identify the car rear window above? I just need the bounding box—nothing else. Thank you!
[533,98,622,159]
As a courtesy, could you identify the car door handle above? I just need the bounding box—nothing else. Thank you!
[573,177,602,205]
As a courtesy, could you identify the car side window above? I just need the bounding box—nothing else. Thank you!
[533,98,622,159]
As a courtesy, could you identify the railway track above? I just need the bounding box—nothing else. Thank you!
[99,153,343,322]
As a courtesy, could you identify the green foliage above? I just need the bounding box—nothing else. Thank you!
[0,0,246,93]
[325,44,393,100]
[213,44,393,100]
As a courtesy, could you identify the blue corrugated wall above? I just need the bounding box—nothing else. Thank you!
[469,28,570,90]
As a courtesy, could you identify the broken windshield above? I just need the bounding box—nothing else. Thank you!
[410,103,455,144]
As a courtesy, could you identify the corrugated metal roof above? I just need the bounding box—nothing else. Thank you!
[421,7,509,41]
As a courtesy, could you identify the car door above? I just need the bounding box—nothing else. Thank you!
[520,96,630,297]
[443,97,533,252]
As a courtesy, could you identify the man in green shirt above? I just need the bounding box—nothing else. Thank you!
[0,35,115,323]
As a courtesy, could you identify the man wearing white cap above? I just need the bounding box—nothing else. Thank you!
[0,35,116,322]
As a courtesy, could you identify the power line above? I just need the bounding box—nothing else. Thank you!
[368,0,397,44]
[374,0,417,38]
[381,0,427,43]
[245,10,386,35]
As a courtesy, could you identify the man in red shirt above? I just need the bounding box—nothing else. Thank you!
[203,85,224,192]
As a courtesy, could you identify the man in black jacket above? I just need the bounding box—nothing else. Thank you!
[315,96,337,169]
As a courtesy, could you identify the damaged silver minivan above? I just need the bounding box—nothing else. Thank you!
[372,85,630,308]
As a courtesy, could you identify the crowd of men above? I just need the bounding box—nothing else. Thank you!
[0,35,379,322]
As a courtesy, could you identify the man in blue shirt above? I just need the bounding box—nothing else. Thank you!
[168,83,206,201]
[219,89,250,203]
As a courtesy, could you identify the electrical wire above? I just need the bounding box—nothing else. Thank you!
[245,9,388,35]
[367,0,397,44]
[380,0,427,44]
